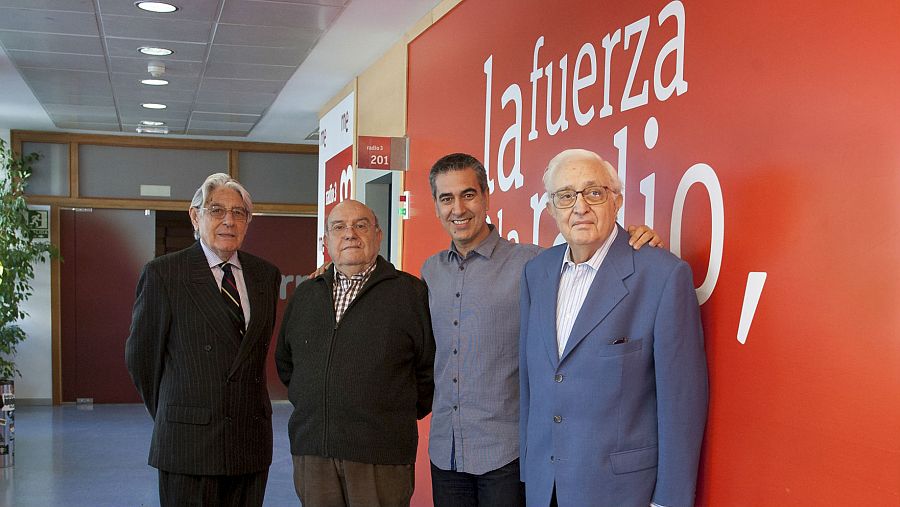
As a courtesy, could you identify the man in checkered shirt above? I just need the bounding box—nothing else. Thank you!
[276,199,435,507]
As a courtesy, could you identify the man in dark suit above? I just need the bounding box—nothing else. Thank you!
[126,173,281,507]
[519,150,708,507]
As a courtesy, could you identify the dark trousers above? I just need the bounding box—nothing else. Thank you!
[292,454,415,507]
[158,469,268,507]
[431,459,525,507]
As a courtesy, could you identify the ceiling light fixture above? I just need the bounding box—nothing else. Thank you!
[141,78,169,86]
[136,126,170,134]
[135,2,178,13]
[140,120,166,126]
[141,103,167,109]
[138,46,173,56]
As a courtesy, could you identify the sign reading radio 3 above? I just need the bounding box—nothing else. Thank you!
[480,0,764,342]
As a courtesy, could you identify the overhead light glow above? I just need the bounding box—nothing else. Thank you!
[136,126,170,134]
[140,120,165,126]
[141,78,169,86]
[135,2,178,13]
[141,103,167,109]
[138,46,173,56]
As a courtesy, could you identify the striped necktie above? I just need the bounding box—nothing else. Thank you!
[220,262,245,334]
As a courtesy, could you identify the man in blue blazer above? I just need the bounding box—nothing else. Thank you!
[519,149,708,507]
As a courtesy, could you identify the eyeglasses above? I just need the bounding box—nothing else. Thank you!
[328,221,374,234]
[550,186,616,209]
[200,206,250,221]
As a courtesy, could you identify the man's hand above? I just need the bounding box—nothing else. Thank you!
[627,225,664,250]
[306,262,331,278]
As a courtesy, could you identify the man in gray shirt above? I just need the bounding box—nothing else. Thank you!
[422,153,660,506]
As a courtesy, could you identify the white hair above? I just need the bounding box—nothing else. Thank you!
[189,173,253,239]
[542,149,623,194]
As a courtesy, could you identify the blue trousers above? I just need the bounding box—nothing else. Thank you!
[431,458,525,507]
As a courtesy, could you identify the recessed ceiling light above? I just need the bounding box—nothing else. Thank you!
[135,2,178,13]
[140,120,166,126]
[136,126,170,134]
[141,103,167,109]
[141,78,169,86]
[138,46,173,56]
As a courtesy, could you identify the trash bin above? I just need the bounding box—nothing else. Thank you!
[0,379,14,468]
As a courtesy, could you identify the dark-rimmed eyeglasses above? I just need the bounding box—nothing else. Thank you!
[200,206,249,221]
[550,186,616,209]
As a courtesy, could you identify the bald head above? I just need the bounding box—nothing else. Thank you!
[325,199,383,276]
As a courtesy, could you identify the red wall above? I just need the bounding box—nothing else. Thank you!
[242,215,317,399]
[403,0,900,505]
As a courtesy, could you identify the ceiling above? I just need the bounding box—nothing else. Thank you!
[0,0,440,144]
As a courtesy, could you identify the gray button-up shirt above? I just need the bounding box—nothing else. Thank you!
[422,225,541,475]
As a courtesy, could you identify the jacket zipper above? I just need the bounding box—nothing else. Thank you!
[322,321,338,456]
[320,262,392,456]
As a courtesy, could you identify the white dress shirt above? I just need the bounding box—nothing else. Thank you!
[555,227,618,357]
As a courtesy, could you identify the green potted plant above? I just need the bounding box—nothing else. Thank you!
[0,137,57,379]
[0,137,59,465]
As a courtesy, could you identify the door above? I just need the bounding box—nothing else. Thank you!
[60,208,155,403]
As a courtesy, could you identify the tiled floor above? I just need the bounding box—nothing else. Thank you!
[0,401,298,507]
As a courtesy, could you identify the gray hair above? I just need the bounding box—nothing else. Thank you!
[189,173,253,238]
[542,149,623,194]
[428,153,489,198]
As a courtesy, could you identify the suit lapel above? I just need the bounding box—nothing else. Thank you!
[559,229,634,363]
[229,253,270,376]
[538,245,566,368]
[186,243,243,348]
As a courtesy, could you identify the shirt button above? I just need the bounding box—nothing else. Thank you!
[553,415,562,423]
[453,405,458,410]
[225,416,232,423]
[554,374,564,383]
[204,345,212,352]
[453,349,458,355]
[455,292,460,298]
[550,455,555,462]
[452,378,457,383]
[453,320,458,326]
[459,265,465,271]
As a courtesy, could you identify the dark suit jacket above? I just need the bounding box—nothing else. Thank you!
[125,241,280,476]
[520,227,708,507]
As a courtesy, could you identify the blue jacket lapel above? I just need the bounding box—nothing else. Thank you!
[538,244,567,368]
[559,228,634,363]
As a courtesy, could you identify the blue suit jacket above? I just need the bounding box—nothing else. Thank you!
[519,227,708,507]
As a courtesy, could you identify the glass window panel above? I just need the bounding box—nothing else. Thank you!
[22,142,69,196]
[238,151,317,204]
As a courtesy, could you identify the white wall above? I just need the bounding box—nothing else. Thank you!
[16,204,53,402]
